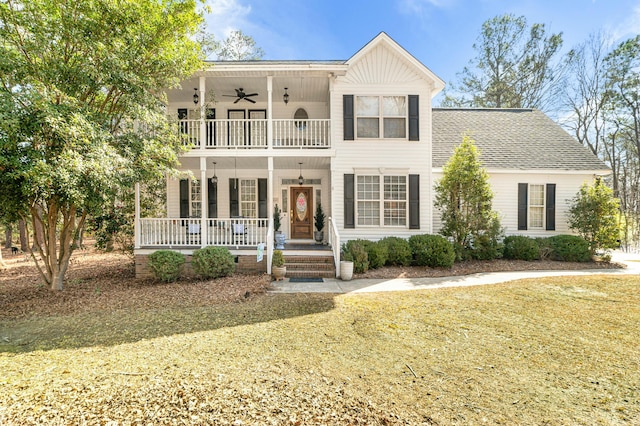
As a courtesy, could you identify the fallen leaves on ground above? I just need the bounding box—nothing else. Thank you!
[0,247,637,425]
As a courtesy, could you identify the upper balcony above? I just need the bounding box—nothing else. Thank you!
[178,118,331,149]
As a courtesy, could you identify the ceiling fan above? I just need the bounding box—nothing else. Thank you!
[223,88,258,104]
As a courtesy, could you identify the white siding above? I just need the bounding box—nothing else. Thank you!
[432,171,597,237]
[329,40,436,242]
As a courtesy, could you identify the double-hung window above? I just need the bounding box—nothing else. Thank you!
[240,179,257,218]
[356,96,407,139]
[528,184,545,229]
[357,175,407,226]
[190,179,201,218]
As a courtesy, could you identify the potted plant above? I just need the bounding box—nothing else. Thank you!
[274,204,285,249]
[272,249,286,281]
[314,203,325,244]
[340,244,354,281]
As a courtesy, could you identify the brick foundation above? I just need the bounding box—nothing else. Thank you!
[135,253,267,280]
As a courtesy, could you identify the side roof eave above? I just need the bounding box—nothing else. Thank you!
[346,32,445,96]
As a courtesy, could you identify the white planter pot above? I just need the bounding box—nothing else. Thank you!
[340,261,354,281]
[274,232,285,250]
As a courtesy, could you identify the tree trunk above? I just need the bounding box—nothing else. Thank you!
[19,219,28,252]
[4,224,12,249]
[32,207,45,251]
[29,203,85,291]
[0,247,6,271]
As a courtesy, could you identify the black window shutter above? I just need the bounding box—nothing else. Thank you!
[229,179,239,217]
[179,179,189,218]
[344,174,355,228]
[409,174,420,229]
[546,183,556,231]
[207,179,217,218]
[258,178,267,219]
[408,95,419,141]
[343,95,354,141]
[518,183,528,230]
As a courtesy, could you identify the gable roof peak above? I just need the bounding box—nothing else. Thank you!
[347,32,445,93]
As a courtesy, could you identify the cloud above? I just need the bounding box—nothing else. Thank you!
[611,1,640,41]
[399,0,456,14]
[203,0,252,39]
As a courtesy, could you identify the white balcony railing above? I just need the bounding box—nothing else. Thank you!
[178,119,330,149]
[139,217,269,248]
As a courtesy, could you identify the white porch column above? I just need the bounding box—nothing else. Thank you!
[267,76,273,149]
[200,156,207,247]
[199,76,206,148]
[134,182,141,249]
[267,156,274,274]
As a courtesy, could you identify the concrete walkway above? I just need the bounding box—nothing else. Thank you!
[269,250,640,294]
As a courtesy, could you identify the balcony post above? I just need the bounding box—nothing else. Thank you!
[267,156,274,274]
[134,182,141,249]
[200,156,207,247]
[199,76,205,149]
[267,76,273,149]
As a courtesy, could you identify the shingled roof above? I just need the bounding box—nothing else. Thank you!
[432,108,609,172]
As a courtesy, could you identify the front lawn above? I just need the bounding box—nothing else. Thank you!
[1,269,638,424]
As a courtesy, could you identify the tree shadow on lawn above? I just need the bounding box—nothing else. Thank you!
[0,292,336,353]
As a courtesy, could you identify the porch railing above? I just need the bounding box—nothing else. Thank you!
[178,118,330,149]
[328,216,341,278]
[272,119,330,148]
[139,217,269,248]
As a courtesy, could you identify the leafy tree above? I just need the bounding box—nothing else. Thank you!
[217,30,264,60]
[441,14,563,112]
[568,178,620,254]
[434,136,502,260]
[0,0,203,290]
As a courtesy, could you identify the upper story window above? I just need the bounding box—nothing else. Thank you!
[356,96,407,139]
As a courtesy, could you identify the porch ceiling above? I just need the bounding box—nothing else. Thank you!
[168,75,332,105]
[178,156,331,171]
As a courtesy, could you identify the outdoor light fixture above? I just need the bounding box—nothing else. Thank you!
[283,87,289,105]
[193,88,199,105]
[210,162,218,184]
[298,162,304,185]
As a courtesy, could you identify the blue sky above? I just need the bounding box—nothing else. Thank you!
[204,0,640,87]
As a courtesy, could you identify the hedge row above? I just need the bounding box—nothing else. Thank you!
[341,233,593,274]
[147,246,235,283]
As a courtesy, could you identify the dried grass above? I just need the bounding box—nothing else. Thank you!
[0,248,638,424]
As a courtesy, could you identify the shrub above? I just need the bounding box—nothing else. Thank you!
[408,234,455,268]
[272,249,285,267]
[503,236,540,261]
[547,235,591,262]
[342,240,369,273]
[191,246,235,279]
[535,237,553,260]
[378,236,412,266]
[148,250,185,283]
[360,240,388,269]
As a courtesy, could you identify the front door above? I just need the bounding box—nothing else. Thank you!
[290,186,313,239]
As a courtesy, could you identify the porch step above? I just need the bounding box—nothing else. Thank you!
[284,255,336,279]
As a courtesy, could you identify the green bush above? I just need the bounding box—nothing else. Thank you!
[408,234,455,268]
[535,237,554,260]
[148,250,185,283]
[378,236,412,266]
[191,246,235,279]
[503,236,540,261]
[359,240,388,269]
[342,240,369,273]
[547,235,591,262]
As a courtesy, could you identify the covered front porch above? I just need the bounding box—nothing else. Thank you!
[133,156,341,275]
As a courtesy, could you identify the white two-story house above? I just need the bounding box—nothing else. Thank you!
[134,32,608,278]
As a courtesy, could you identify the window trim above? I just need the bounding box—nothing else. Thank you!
[355,174,408,227]
[355,95,408,140]
[528,184,545,229]
[239,178,258,218]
